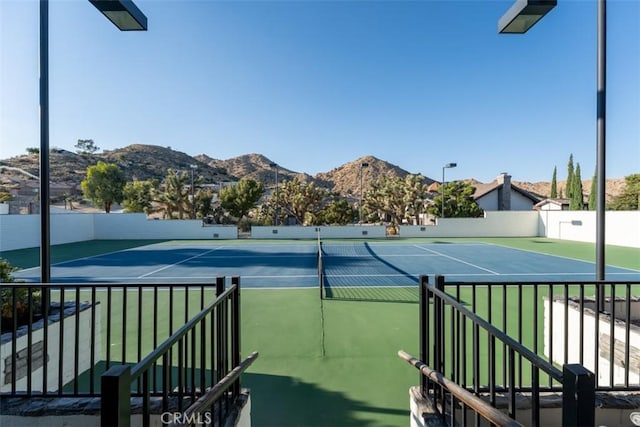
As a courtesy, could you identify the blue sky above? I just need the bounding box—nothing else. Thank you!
[1,0,638,183]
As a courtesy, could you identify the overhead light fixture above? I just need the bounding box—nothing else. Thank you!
[498,0,556,34]
[89,0,148,31]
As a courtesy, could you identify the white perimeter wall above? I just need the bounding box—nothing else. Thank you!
[400,211,540,238]
[251,225,387,239]
[539,210,640,248]
[1,211,639,251]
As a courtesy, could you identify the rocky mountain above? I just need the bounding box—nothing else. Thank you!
[0,144,627,205]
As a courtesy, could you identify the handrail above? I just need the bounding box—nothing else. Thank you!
[398,350,524,427]
[428,283,563,380]
[130,284,236,381]
[168,351,259,427]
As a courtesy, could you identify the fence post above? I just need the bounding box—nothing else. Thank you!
[101,364,131,427]
[562,364,595,427]
[419,275,429,397]
[231,276,241,397]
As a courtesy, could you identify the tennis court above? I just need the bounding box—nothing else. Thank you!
[4,238,640,426]
[11,239,640,286]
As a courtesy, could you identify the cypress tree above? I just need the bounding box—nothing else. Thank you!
[570,163,584,210]
[566,154,574,201]
[589,169,597,210]
[550,166,558,198]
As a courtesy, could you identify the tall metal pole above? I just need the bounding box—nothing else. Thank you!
[189,164,197,219]
[39,0,51,284]
[275,166,279,226]
[596,0,607,307]
[441,167,445,219]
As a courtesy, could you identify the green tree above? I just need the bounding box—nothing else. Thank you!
[566,154,575,201]
[81,161,125,213]
[402,174,432,225]
[363,175,406,226]
[550,166,558,198]
[610,174,640,210]
[318,198,355,225]
[195,188,214,218]
[569,163,584,210]
[25,147,39,155]
[122,180,158,214]
[219,178,264,220]
[427,181,483,218]
[588,170,597,210]
[155,169,191,219]
[274,178,329,225]
[75,139,99,155]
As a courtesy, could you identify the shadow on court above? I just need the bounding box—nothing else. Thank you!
[244,372,406,426]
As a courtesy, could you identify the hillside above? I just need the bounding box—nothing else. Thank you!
[0,144,628,206]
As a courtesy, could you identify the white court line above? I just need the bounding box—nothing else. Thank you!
[138,247,223,278]
[413,244,500,275]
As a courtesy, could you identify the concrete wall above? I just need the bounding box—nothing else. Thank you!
[544,298,640,387]
[539,210,640,248]
[251,225,387,239]
[0,214,237,251]
[1,210,638,251]
[399,211,540,238]
[0,304,100,393]
[93,214,238,240]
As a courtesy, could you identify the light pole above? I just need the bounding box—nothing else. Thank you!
[498,0,606,283]
[359,162,369,223]
[270,163,279,226]
[441,163,457,218]
[38,0,147,283]
[190,164,197,219]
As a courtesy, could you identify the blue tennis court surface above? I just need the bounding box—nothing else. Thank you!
[13,240,640,286]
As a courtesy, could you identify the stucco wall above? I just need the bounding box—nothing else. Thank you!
[1,211,638,251]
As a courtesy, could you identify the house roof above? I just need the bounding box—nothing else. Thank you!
[473,181,542,203]
[533,198,570,208]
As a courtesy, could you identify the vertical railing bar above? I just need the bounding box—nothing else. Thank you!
[178,337,184,412]
[533,284,539,355]
[489,334,496,407]
[90,286,96,395]
[625,283,631,387]
[9,287,17,394]
[106,286,112,370]
[508,347,516,419]
[579,284,585,366]
[609,283,615,387]
[41,284,49,395]
[122,286,128,365]
[58,288,65,394]
[563,283,569,366]
[168,285,174,393]
[532,366,540,427]
[26,287,33,396]
[419,275,428,396]
[162,353,169,414]
[191,327,196,401]
[517,284,523,387]
[138,286,143,364]
[183,286,189,400]
[502,283,507,385]
[142,370,150,427]
[153,286,158,392]
[594,282,601,383]
[231,276,241,398]
[548,283,553,388]
[74,287,80,395]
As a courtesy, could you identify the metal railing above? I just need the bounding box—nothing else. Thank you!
[410,275,609,426]
[101,277,254,427]
[1,281,225,396]
[435,275,640,391]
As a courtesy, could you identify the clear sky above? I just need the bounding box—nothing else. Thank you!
[1,0,638,183]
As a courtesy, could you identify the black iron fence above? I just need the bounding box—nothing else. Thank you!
[404,275,640,426]
[101,277,257,427]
